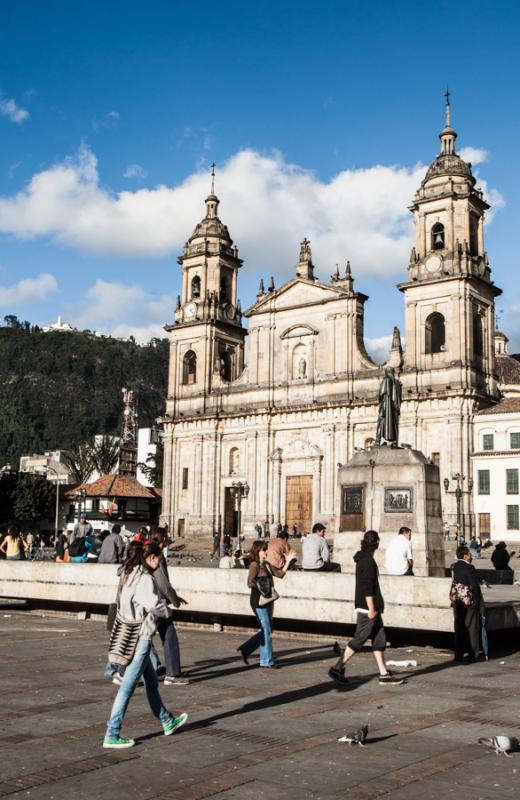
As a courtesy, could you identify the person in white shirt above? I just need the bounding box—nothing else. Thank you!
[384,526,414,576]
[302,523,341,572]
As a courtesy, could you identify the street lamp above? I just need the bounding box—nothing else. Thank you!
[229,481,250,553]
[74,487,87,522]
[443,473,473,547]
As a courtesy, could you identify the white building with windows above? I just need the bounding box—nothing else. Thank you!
[473,396,520,541]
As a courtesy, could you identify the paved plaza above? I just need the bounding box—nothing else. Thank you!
[1,610,519,799]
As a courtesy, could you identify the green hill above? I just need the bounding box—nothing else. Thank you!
[0,320,169,469]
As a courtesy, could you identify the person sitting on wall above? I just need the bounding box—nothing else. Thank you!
[491,541,512,570]
[301,523,341,572]
[385,526,414,576]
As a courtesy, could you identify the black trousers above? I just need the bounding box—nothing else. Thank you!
[348,612,386,652]
[156,617,182,677]
[453,602,480,659]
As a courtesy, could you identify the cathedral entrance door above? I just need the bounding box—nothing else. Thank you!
[285,475,313,534]
[224,487,238,537]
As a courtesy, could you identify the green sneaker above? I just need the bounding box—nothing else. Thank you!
[103,736,135,749]
[163,712,188,736]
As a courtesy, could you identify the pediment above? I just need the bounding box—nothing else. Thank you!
[245,278,346,316]
[280,323,318,339]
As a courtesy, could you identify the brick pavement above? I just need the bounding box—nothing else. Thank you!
[0,610,519,799]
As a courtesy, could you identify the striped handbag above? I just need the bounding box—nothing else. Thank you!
[108,613,142,667]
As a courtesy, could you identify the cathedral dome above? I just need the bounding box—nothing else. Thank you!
[424,151,475,183]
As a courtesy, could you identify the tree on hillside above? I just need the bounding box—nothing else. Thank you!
[11,474,54,524]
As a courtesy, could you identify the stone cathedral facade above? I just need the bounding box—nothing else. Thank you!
[160,101,502,538]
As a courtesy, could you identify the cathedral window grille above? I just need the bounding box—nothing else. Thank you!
[191,275,201,299]
[182,350,197,385]
[507,505,519,530]
[473,313,484,357]
[431,222,445,251]
[425,312,445,354]
[510,432,520,449]
[506,468,519,494]
[182,468,189,490]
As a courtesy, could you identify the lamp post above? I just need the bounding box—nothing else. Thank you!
[74,487,87,522]
[229,481,250,553]
[443,473,473,547]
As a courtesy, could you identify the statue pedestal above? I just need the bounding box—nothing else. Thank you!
[333,446,445,577]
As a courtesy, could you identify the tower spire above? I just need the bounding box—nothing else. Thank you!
[439,88,457,156]
[210,162,216,195]
[444,87,451,127]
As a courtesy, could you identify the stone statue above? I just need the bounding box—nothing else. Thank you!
[375,367,402,446]
[298,357,307,378]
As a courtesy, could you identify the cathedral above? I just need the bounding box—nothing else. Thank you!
[160,98,502,539]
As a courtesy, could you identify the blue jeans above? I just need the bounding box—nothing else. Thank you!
[240,605,274,667]
[106,638,172,738]
[104,642,162,678]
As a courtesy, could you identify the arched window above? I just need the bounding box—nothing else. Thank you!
[473,313,484,357]
[220,350,232,381]
[425,312,445,354]
[431,223,445,251]
[229,447,239,476]
[292,343,307,379]
[182,350,197,385]
[191,275,201,299]
[219,275,229,303]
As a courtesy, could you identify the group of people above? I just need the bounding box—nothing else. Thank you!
[0,526,50,560]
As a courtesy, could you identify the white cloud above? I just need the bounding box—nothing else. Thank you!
[92,111,120,131]
[123,163,148,180]
[459,146,488,165]
[0,273,58,307]
[71,279,173,343]
[365,335,393,364]
[0,144,504,282]
[0,95,29,124]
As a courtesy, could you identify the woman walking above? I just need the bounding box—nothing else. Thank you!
[238,539,296,669]
[103,540,188,749]
[0,526,28,560]
[148,527,190,686]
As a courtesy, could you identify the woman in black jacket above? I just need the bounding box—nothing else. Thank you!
[329,530,403,685]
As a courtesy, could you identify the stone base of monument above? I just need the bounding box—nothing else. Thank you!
[334,445,446,577]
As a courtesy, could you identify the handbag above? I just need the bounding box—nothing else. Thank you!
[256,563,280,607]
[108,612,142,666]
[449,581,473,607]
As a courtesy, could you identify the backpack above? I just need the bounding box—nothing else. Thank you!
[449,581,473,607]
[68,537,87,558]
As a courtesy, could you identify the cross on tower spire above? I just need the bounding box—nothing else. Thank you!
[444,87,451,128]
[210,162,216,195]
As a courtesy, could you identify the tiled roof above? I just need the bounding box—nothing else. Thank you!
[65,474,160,500]
[496,354,520,385]
[477,396,520,415]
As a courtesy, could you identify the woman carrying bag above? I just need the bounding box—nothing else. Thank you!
[238,539,296,669]
[103,540,188,749]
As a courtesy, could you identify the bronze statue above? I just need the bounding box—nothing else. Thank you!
[375,367,402,446]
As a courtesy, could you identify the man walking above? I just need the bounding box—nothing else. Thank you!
[451,545,483,663]
[328,530,404,685]
[385,526,414,576]
[302,523,340,572]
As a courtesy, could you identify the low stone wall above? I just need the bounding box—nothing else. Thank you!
[1,562,519,633]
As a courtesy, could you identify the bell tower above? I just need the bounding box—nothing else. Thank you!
[399,93,501,396]
[164,166,246,415]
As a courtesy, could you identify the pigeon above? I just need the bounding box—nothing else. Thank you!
[338,724,369,747]
[478,735,519,757]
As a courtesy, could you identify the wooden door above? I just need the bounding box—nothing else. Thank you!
[285,475,313,534]
[224,488,238,537]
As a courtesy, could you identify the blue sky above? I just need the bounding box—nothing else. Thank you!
[1,0,519,355]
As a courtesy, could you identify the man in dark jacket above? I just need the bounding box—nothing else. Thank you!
[452,544,483,662]
[328,530,403,685]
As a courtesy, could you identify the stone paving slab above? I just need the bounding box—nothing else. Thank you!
[1,611,520,799]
